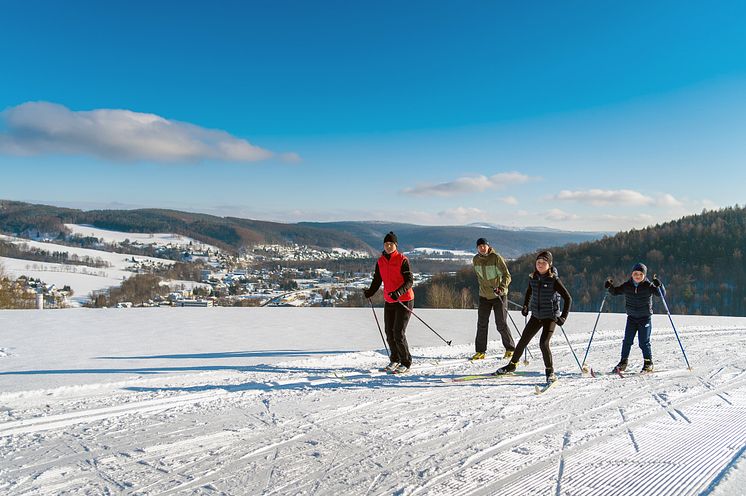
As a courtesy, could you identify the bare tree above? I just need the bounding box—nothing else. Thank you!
[459,287,473,309]
[427,283,458,309]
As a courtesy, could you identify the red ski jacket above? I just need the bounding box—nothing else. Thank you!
[377,251,414,303]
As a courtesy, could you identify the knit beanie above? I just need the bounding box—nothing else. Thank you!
[476,237,489,247]
[383,231,398,244]
[632,262,647,275]
[536,250,553,265]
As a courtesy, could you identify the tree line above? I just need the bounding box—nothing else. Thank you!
[0,240,112,268]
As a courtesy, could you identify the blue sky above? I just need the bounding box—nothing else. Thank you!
[1,1,745,231]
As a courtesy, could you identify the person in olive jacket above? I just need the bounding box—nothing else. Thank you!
[363,231,415,374]
[495,250,571,383]
[605,262,665,373]
[471,238,515,360]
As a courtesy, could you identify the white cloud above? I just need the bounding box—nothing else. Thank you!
[545,208,580,222]
[402,172,534,197]
[436,207,488,224]
[552,189,654,206]
[598,213,656,223]
[279,152,302,163]
[499,196,519,205]
[0,101,285,163]
[551,189,687,209]
[655,193,683,208]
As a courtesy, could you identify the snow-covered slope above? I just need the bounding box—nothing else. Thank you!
[1,308,745,495]
[64,224,218,251]
[0,234,179,305]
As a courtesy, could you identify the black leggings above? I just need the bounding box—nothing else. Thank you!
[513,316,556,371]
[384,300,413,367]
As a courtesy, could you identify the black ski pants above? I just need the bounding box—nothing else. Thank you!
[512,316,556,372]
[384,299,413,367]
[476,295,515,353]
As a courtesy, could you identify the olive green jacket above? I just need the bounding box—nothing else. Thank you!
[473,247,511,299]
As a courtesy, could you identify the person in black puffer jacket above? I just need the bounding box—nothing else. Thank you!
[494,250,571,383]
[605,262,665,373]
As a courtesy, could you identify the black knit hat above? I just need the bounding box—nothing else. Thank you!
[383,231,398,244]
[476,237,489,247]
[632,262,647,275]
[536,250,553,265]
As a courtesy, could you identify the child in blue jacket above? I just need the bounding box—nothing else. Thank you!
[605,262,665,373]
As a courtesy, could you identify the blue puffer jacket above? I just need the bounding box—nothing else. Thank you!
[609,279,666,318]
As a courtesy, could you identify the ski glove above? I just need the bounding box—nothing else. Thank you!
[604,279,613,289]
[363,288,376,299]
[493,287,503,296]
[652,277,661,288]
[555,316,566,326]
[388,288,404,300]
[521,305,529,317]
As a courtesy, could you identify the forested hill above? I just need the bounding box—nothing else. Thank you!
[0,200,370,252]
[418,206,746,316]
[0,200,604,256]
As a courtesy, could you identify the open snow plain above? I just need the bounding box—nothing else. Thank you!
[1,307,745,495]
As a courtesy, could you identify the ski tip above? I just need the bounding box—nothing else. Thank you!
[534,385,541,395]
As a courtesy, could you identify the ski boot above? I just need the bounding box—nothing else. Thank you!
[494,361,518,375]
[503,350,514,359]
[641,359,654,374]
[392,364,409,374]
[470,352,486,360]
[546,368,557,383]
[383,361,400,372]
[613,358,628,374]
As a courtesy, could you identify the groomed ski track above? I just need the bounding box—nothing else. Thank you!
[1,310,745,495]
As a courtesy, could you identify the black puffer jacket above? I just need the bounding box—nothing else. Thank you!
[609,279,665,318]
[523,268,572,321]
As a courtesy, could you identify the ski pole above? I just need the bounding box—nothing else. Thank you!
[523,313,528,365]
[506,298,536,360]
[581,293,608,371]
[506,310,535,360]
[397,301,452,346]
[507,298,536,362]
[655,278,692,370]
[508,299,523,310]
[559,325,584,373]
[368,298,389,355]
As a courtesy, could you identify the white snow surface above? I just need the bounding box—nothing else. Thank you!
[1,307,745,495]
[64,224,218,251]
[0,235,180,305]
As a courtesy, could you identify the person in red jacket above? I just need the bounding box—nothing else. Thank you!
[363,231,415,373]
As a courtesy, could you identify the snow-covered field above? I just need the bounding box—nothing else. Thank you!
[1,308,745,495]
[64,224,217,251]
[0,235,194,305]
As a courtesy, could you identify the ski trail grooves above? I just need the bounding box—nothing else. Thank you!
[0,389,233,437]
[414,375,746,495]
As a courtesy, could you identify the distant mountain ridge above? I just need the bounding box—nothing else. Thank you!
[0,200,605,258]
[466,222,610,235]
[299,221,605,258]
